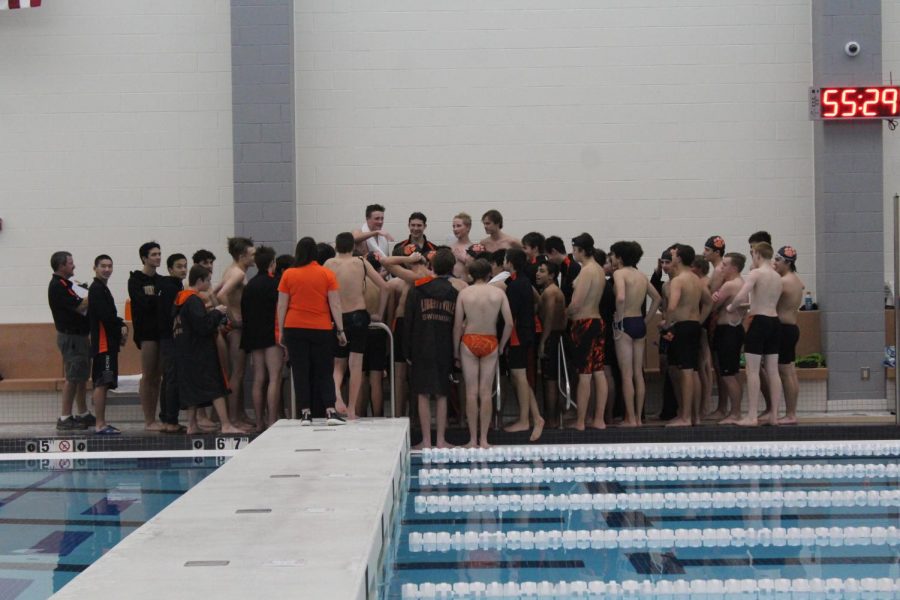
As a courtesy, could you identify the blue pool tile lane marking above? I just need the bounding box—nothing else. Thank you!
[0,517,145,527]
[29,531,92,557]
[628,552,900,575]
[81,498,136,516]
[0,578,31,600]
[0,473,63,508]
[627,552,685,575]
[0,563,88,573]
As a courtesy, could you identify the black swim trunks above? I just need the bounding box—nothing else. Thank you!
[335,309,370,358]
[713,323,744,376]
[540,331,562,380]
[744,314,781,356]
[91,352,119,390]
[507,343,532,371]
[363,326,388,372]
[667,320,701,371]
[778,322,800,365]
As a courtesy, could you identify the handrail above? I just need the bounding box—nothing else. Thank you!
[369,321,396,418]
[558,338,575,412]
[492,362,502,429]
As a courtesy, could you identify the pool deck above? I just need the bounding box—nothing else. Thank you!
[48,418,410,600]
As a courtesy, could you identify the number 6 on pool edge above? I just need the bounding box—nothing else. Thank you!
[216,438,226,450]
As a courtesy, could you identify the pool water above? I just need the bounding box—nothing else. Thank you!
[383,443,900,598]
[0,456,224,600]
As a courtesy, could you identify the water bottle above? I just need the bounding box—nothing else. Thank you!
[804,291,813,310]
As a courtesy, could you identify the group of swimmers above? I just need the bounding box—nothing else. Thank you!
[47,205,806,446]
[349,206,807,448]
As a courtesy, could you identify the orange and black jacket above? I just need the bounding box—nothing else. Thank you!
[392,236,438,256]
[88,278,124,355]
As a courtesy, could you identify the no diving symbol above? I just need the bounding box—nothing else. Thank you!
[58,440,71,452]
[192,439,205,450]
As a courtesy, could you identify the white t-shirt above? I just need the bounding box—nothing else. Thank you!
[361,223,390,257]
[488,271,511,284]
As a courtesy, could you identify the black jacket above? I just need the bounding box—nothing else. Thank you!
[241,272,278,351]
[128,270,162,346]
[505,273,536,347]
[558,255,581,306]
[156,276,183,341]
[404,276,458,396]
[48,274,89,335]
[88,278,124,355]
[173,291,226,408]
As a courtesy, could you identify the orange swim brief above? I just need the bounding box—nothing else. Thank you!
[461,334,499,358]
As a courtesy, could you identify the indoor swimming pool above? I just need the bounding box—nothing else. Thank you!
[384,442,900,599]
[0,455,226,600]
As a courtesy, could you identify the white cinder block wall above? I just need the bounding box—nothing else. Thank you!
[294,0,816,292]
[0,1,234,324]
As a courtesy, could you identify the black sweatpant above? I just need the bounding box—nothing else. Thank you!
[159,338,180,425]
[283,328,335,418]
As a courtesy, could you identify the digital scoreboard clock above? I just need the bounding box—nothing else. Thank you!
[809,86,900,120]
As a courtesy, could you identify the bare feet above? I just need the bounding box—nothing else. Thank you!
[529,417,545,442]
[479,441,491,449]
[435,440,454,449]
[757,411,772,422]
[777,416,798,425]
[198,422,219,432]
[588,420,606,430]
[463,441,478,449]
[347,412,359,421]
[734,417,758,427]
[719,415,740,425]
[197,417,217,429]
[411,442,430,450]
[705,410,727,421]
[186,426,200,435]
[570,422,586,431]
[665,418,692,428]
[334,400,349,416]
[504,421,530,433]
[144,422,165,432]
[618,420,638,428]
[220,425,245,434]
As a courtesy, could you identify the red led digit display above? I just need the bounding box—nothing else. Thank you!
[817,86,900,119]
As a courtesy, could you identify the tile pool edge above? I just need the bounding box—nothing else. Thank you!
[48,418,411,600]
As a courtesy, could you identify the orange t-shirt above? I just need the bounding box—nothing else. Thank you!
[278,263,339,330]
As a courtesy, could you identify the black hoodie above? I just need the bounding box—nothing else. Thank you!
[127,270,162,347]
[156,275,184,341]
